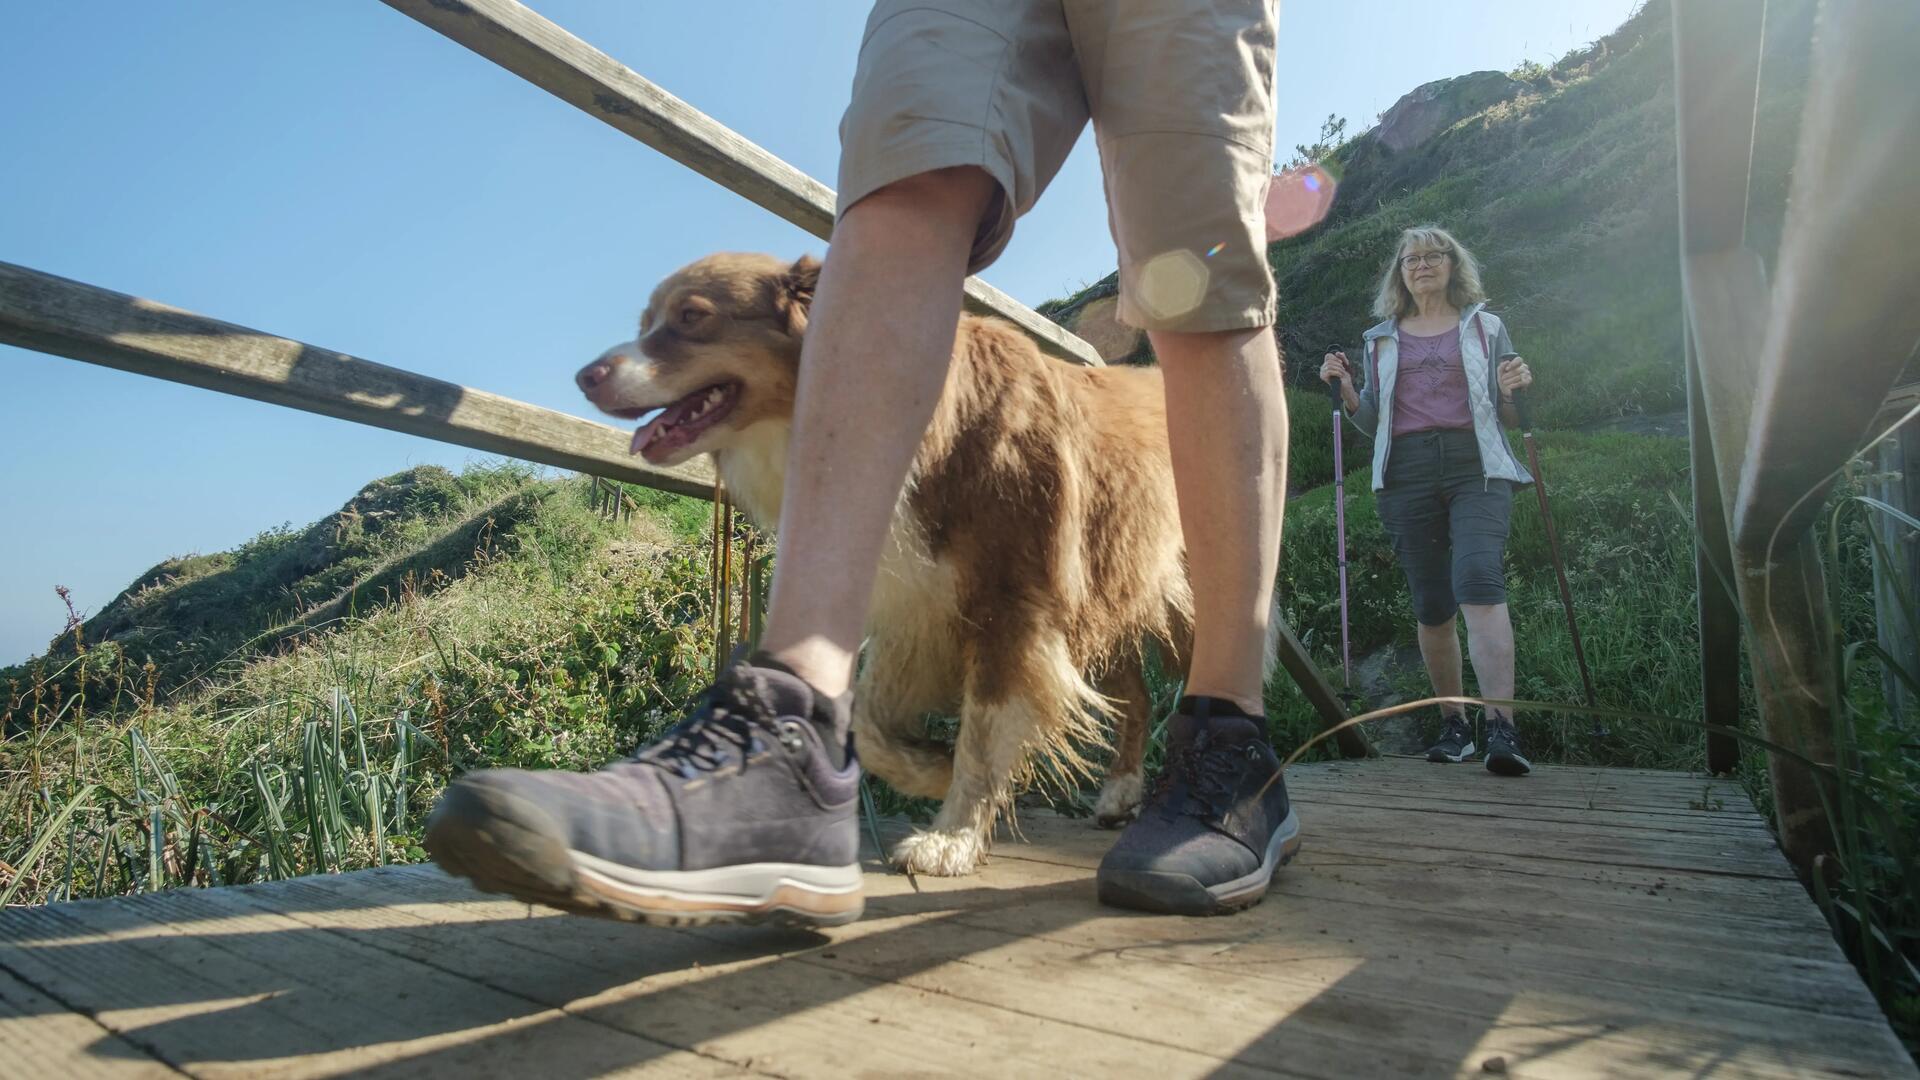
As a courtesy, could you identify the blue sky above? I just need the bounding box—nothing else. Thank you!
[0,1,1641,665]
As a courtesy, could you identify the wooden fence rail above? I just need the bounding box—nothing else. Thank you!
[0,261,716,499]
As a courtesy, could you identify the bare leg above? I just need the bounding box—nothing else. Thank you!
[1416,616,1468,719]
[1149,327,1286,715]
[757,168,997,700]
[1459,602,1516,722]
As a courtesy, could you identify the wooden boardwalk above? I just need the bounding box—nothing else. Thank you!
[0,758,1910,1078]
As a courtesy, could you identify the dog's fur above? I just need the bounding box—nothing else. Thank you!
[578,252,1193,876]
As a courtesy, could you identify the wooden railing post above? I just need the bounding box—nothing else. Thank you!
[1673,0,1920,877]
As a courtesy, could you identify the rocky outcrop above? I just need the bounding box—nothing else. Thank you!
[1367,71,1528,153]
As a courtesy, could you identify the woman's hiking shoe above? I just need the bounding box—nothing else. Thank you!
[1484,719,1533,777]
[425,655,864,928]
[1096,697,1301,916]
[1425,713,1476,763]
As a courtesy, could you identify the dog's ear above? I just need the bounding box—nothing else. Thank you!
[774,254,822,337]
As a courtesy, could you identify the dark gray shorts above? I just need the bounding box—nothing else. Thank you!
[1375,428,1513,627]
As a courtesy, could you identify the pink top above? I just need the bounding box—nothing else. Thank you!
[1391,328,1473,436]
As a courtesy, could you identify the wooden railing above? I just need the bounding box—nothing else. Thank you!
[1672,0,1920,877]
[0,261,717,499]
[0,1,1363,753]
[376,0,1103,368]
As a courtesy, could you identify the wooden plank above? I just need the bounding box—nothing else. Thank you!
[263,862,1886,1080]
[0,965,176,1079]
[1670,0,1766,256]
[0,261,718,501]
[1733,0,1920,547]
[226,871,1275,1079]
[375,0,1103,368]
[0,887,749,1079]
[3,759,1911,1079]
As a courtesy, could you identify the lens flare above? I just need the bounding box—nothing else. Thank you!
[1205,242,1227,258]
[1136,250,1210,322]
[1265,162,1338,241]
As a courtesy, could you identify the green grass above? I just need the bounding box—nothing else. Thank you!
[0,470,730,901]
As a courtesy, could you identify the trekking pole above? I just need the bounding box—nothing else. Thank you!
[1512,388,1603,737]
[1326,360,1354,694]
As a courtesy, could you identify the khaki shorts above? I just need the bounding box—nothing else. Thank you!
[838,0,1278,333]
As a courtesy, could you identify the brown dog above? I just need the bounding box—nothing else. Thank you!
[576,253,1194,876]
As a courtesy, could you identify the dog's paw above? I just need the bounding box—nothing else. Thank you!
[1093,773,1145,829]
[890,828,987,876]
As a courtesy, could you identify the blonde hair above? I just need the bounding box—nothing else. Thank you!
[1371,225,1487,320]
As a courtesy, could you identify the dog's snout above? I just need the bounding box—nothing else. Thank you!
[576,355,626,394]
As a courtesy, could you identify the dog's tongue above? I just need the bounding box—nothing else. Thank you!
[628,407,668,456]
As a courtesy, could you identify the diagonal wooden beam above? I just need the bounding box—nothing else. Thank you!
[1272,620,1371,759]
[1733,0,1920,549]
[376,0,1103,368]
[0,261,717,499]
[1671,0,1766,257]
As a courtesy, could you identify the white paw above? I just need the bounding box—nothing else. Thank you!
[890,828,987,876]
[1093,773,1145,829]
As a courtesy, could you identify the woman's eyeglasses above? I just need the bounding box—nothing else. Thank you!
[1400,251,1451,269]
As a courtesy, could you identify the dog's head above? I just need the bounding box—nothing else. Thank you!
[577,252,818,466]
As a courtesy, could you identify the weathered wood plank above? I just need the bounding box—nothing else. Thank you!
[0,887,752,1078]
[0,965,176,1079]
[4,761,1909,1079]
[0,261,717,500]
[375,0,1103,368]
[1733,0,1920,547]
[1670,0,1765,256]
[250,863,1880,1080]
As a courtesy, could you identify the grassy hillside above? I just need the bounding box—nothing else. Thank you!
[1,468,728,899]
[1044,0,1815,471]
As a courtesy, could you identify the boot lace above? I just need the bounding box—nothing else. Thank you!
[1147,730,1256,819]
[633,665,781,779]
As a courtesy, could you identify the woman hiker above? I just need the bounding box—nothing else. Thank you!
[1319,225,1536,776]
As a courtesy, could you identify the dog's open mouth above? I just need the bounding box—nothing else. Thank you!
[624,382,741,463]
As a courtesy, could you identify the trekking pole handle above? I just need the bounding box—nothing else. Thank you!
[1510,383,1535,433]
[1325,346,1347,409]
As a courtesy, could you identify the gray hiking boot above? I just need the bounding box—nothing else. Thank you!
[1095,697,1301,916]
[1426,712,1476,763]
[1484,717,1533,777]
[426,655,864,927]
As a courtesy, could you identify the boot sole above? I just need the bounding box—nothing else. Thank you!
[425,782,864,929]
[1486,751,1533,777]
[1095,807,1302,917]
[1427,741,1476,764]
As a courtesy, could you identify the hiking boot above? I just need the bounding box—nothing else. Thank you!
[1484,717,1533,777]
[1095,697,1301,916]
[425,655,864,927]
[1425,712,1476,763]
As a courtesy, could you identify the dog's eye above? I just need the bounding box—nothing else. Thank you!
[679,307,704,326]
